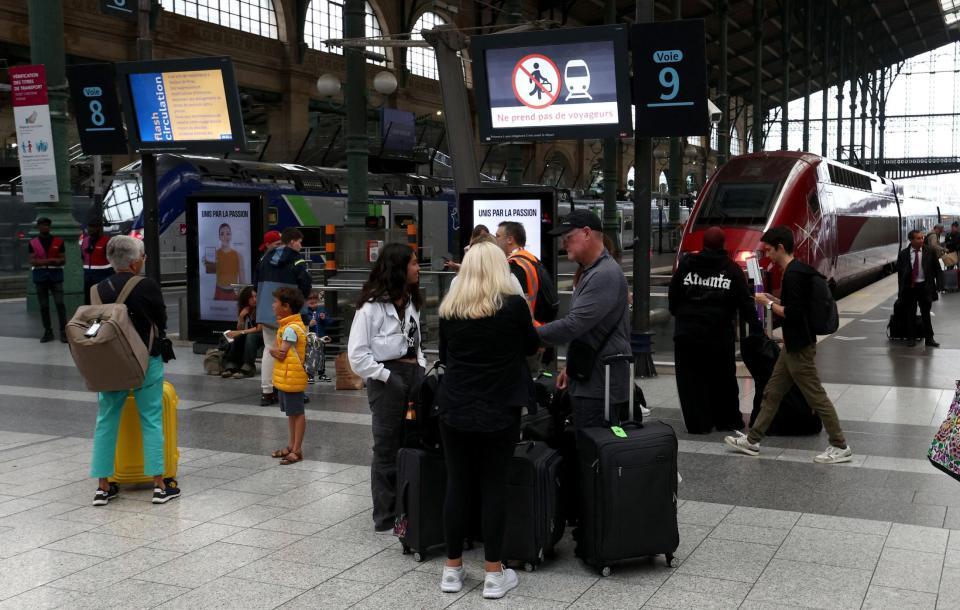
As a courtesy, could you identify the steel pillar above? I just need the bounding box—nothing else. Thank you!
[752,0,763,153]
[878,66,887,177]
[344,0,369,226]
[821,5,830,157]
[848,37,857,163]
[602,0,620,243]
[717,0,730,165]
[780,0,791,151]
[836,18,844,160]
[505,0,524,186]
[25,0,80,311]
[802,0,811,152]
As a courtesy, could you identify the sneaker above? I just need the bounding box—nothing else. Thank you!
[374,526,395,536]
[307,376,315,384]
[814,445,853,464]
[639,404,652,417]
[152,485,181,504]
[240,364,256,378]
[231,371,245,379]
[723,431,760,456]
[92,482,119,506]
[440,565,465,593]
[221,369,236,378]
[483,567,518,599]
[260,392,277,406]
[318,375,332,383]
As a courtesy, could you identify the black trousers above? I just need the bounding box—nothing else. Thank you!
[224,333,263,370]
[903,284,934,340]
[440,418,519,562]
[366,361,424,531]
[674,335,743,434]
[35,281,66,334]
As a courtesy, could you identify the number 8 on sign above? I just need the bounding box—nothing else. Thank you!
[659,67,679,101]
[89,100,105,127]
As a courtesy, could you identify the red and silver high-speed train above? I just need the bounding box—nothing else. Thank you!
[677,151,959,294]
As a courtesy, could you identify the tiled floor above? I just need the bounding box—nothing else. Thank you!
[2,278,960,608]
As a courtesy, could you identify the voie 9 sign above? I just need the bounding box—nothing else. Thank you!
[115,56,247,154]
[631,19,709,137]
[471,25,633,142]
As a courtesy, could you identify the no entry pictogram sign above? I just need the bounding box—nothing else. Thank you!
[512,54,561,109]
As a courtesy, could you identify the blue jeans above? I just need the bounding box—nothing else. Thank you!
[90,356,166,478]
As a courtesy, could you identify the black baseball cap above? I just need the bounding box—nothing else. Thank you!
[548,209,603,236]
[35,217,52,226]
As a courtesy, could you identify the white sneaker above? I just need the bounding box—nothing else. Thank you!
[723,431,760,456]
[483,567,518,599]
[639,404,652,417]
[440,565,465,593]
[814,445,853,464]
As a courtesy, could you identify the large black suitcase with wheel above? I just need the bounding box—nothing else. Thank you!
[502,441,564,572]
[575,354,679,576]
[395,447,446,562]
[740,334,822,436]
[888,298,923,340]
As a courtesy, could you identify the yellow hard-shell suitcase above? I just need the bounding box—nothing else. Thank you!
[109,381,179,484]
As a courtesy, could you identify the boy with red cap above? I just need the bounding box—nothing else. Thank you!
[669,226,762,434]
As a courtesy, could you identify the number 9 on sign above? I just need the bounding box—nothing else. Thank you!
[658,67,679,101]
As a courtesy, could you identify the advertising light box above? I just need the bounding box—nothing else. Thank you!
[471,25,633,142]
[116,56,246,154]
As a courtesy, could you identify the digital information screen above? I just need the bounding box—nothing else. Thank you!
[117,56,245,154]
[196,201,252,322]
[473,199,543,260]
[129,70,234,143]
[472,25,632,142]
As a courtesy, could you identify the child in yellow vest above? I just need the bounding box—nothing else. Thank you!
[269,287,308,465]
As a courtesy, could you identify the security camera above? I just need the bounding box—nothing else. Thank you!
[707,99,722,124]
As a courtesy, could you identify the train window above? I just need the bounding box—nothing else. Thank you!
[102,177,143,224]
[695,182,778,226]
[267,207,278,225]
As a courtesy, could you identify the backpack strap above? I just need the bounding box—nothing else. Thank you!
[90,285,102,306]
[115,275,145,305]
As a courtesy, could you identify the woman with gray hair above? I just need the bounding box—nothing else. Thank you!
[88,235,180,506]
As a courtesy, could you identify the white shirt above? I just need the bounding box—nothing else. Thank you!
[912,248,926,283]
[347,300,426,382]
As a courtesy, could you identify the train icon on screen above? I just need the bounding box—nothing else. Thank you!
[564,60,592,101]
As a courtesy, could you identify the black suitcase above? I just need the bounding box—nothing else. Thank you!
[395,447,446,562]
[888,298,923,340]
[740,334,823,436]
[576,354,679,576]
[502,441,564,572]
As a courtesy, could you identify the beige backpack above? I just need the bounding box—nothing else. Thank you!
[67,276,152,392]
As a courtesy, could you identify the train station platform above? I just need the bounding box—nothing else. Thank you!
[0,275,958,609]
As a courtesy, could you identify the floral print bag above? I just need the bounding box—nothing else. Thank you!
[929,381,960,482]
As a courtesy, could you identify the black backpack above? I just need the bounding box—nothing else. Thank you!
[807,273,839,335]
[532,260,560,323]
[401,362,444,452]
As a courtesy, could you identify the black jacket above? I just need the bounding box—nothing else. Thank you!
[669,249,761,341]
[945,232,960,254]
[96,273,167,357]
[897,245,941,301]
[252,246,312,327]
[437,294,540,432]
[778,259,821,352]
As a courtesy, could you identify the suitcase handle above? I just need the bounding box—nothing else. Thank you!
[604,353,635,424]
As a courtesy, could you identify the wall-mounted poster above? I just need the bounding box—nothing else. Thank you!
[196,201,251,322]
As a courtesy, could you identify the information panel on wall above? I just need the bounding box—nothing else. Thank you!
[458,189,557,276]
[471,25,633,142]
[9,65,58,202]
[631,19,709,137]
[185,193,265,342]
[115,56,246,154]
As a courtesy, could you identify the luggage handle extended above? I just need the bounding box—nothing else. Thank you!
[603,353,635,426]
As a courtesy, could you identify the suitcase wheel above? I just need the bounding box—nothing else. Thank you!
[413,551,424,563]
[599,566,612,577]
[665,553,675,568]
[524,562,535,573]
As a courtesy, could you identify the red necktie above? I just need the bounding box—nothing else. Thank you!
[912,249,920,286]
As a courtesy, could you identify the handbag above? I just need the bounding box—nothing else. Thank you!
[929,380,960,483]
[565,305,627,382]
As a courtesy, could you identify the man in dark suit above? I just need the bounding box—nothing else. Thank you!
[897,229,941,348]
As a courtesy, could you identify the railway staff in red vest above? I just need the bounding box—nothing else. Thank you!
[28,217,67,343]
[81,217,114,305]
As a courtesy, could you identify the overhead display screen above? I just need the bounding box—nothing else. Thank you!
[471,25,633,142]
[116,56,246,154]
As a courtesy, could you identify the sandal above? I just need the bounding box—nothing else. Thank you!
[271,447,293,458]
[280,451,303,465]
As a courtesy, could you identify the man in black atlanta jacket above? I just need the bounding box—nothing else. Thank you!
[669,226,762,434]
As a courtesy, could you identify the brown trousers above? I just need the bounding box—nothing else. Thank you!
[748,345,847,448]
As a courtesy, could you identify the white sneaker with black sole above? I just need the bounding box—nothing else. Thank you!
[440,565,465,593]
[152,485,181,504]
[814,445,853,464]
[723,431,760,456]
[483,567,518,599]
[92,482,119,506]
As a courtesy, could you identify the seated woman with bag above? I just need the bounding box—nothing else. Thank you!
[222,286,262,378]
[435,240,539,600]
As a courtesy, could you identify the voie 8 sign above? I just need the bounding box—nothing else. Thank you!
[65,63,129,155]
[631,19,709,137]
[471,25,633,142]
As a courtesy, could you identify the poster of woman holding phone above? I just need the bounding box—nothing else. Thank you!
[197,202,251,322]
[206,223,247,300]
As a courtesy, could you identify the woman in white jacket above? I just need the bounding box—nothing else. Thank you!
[347,243,426,534]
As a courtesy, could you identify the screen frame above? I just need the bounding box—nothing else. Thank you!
[185,192,266,342]
[459,188,558,279]
[115,56,247,154]
[471,25,633,143]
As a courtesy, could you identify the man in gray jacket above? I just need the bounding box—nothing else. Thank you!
[538,210,631,429]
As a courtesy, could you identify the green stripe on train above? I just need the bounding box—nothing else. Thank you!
[284,195,320,226]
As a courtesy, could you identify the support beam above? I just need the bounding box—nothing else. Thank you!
[602,0,619,245]
[752,0,763,153]
[802,0,812,152]
[668,0,682,222]
[821,4,830,157]
[780,0,791,151]
[717,0,729,166]
[344,0,368,226]
[835,13,844,160]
